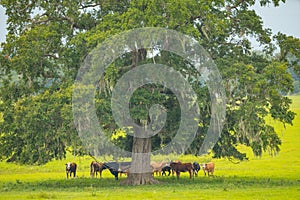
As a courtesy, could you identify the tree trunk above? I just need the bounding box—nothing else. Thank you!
[120,48,158,185]
[121,137,159,185]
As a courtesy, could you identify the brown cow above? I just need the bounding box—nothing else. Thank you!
[66,162,77,178]
[90,161,105,178]
[201,162,215,176]
[170,162,193,179]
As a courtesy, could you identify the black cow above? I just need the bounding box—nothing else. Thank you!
[66,162,77,178]
[193,162,201,177]
[103,162,131,180]
[161,165,172,176]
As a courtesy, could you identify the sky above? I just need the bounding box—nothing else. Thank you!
[251,0,300,38]
[0,1,300,45]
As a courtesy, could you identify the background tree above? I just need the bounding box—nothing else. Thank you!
[0,0,299,185]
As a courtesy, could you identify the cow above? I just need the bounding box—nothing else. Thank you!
[150,161,169,176]
[170,162,193,179]
[161,165,172,176]
[201,162,215,176]
[193,162,201,177]
[118,162,130,177]
[90,161,105,178]
[119,168,130,177]
[66,162,77,179]
[103,162,131,180]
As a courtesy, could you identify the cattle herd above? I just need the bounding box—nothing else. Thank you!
[65,160,215,180]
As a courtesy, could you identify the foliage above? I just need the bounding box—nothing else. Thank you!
[0,0,299,165]
[0,85,83,164]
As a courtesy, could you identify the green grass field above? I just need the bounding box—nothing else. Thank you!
[1,96,300,199]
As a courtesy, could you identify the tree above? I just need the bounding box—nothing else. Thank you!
[1,0,300,185]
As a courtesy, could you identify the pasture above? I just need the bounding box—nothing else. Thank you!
[0,96,300,199]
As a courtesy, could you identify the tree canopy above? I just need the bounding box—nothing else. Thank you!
[0,0,299,167]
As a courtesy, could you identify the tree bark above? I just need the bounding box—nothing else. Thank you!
[121,137,159,185]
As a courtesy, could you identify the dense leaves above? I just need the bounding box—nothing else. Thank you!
[0,0,299,165]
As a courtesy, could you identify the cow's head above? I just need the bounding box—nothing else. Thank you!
[201,163,206,169]
[193,162,200,171]
[66,162,72,171]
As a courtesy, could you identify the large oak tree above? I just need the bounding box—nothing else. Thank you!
[1,0,299,185]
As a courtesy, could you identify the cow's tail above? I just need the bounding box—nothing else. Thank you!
[90,162,95,177]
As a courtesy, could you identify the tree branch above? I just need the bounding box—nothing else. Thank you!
[79,2,101,9]
[226,0,248,12]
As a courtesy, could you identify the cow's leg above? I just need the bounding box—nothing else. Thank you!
[176,171,180,179]
[66,172,69,179]
[73,171,76,178]
[113,171,119,180]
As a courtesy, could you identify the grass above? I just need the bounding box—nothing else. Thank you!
[1,96,300,199]
[1,177,299,199]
